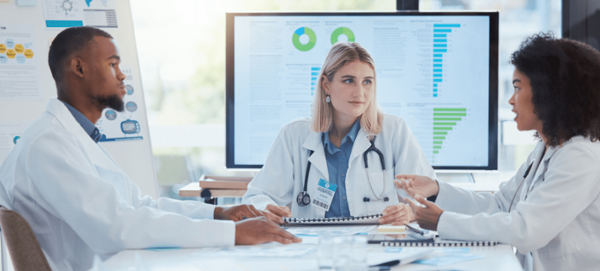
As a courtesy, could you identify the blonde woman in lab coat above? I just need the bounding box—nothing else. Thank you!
[397,33,600,271]
[243,42,435,224]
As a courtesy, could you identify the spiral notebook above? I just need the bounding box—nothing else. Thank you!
[381,238,499,247]
[283,214,382,226]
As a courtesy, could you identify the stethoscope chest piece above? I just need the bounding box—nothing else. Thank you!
[297,191,311,206]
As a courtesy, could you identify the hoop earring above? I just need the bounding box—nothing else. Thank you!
[326,95,331,103]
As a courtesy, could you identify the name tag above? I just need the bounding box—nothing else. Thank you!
[312,178,337,211]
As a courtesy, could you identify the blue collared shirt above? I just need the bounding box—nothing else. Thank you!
[61,101,102,143]
[323,118,361,218]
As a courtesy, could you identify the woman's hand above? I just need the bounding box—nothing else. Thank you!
[264,204,292,225]
[394,174,440,199]
[406,195,444,231]
[378,203,414,225]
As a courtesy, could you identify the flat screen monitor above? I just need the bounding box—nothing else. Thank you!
[226,12,498,170]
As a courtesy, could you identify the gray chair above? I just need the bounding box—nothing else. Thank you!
[0,206,51,271]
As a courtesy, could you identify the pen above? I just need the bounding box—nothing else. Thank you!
[405,224,425,236]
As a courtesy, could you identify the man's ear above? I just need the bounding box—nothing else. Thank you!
[70,57,85,78]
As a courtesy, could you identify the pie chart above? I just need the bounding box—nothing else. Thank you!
[331,27,355,44]
[292,27,316,52]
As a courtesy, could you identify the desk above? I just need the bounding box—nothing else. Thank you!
[102,244,521,271]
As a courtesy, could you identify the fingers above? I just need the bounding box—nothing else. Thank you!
[395,174,416,180]
[379,204,409,225]
[414,195,434,208]
[264,222,302,244]
[266,204,292,218]
[263,211,284,225]
[245,205,261,218]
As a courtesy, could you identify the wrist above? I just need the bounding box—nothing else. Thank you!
[213,206,224,219]
[434,179,440,196]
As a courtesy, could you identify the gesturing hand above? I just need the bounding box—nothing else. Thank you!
[406,195,444,231]
[394,174,440,199]
[378,203,414,225]
[235,217,302,245]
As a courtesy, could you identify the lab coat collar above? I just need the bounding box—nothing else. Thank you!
[348,128,371,166]
[302,131,329,181]
[46,98,91,138]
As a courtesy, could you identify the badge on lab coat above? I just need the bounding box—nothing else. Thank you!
[313,178,337,211]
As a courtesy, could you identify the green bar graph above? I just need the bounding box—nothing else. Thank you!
[432,108,467,156]
[434,117,461,121]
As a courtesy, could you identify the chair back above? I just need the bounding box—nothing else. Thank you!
[0,206,52,271]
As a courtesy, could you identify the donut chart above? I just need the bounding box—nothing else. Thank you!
[331,27,355,44]
[292,27,316,52]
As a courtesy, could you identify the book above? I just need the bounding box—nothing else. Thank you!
[283,214,382,226]
[198,175,252,190]
[382,239,499,247]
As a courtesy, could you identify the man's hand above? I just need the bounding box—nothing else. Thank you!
[214,204,266,222]
[264,204,292,224]
[406,195,444,231]
[379,204,413,225]
[235,217,302,245]
[394,174,440,199]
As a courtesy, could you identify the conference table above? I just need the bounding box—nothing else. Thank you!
[102,225,522,271]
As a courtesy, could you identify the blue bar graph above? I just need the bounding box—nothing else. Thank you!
[433,54,443,57]
[433,84,438,87]
[311,72,319,76]
[434,49,447,53]
[433,64,442,67]
[311,82,316,85]
[433,59,442,62]
[433,94,438,97]
[433,89,438,92]
[434,24,460,28]
[433,44,447,48]
[434,29,451,33]
[434,39,447,42]
[311,67,321,71]
[434,79,442,82]
[311,77,317,80]
[433,69,442,72]
[434,34,447,38]
[433,74,443,77]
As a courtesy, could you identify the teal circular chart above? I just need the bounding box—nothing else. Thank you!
[13,136,20,145]
[331,27,355,44]
[292,27,317,52]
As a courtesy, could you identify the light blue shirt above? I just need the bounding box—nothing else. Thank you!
[61,101,102,143]
[323,118,361,218]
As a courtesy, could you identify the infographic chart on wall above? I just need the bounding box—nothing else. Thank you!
[96,65,144,142]
[234,15,490,167]
[42,0,117,28]
[0,23,43,101]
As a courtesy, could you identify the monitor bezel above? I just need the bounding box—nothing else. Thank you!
[226,11,499,170]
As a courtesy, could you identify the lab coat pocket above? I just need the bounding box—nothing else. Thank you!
[94,165,130,200]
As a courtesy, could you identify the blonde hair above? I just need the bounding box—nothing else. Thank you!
[311,42,383,136]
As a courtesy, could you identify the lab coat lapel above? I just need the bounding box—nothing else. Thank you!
[349,128,371,167]
[301,131,328,218]
[527,144,559,194]
[301,131,329,182]
[521,142,546,200]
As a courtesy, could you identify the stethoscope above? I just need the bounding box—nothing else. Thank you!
[508,147,546,212]
[296,136,390,207]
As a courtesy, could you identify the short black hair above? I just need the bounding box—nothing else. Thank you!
[510,32,600,147]
[48,26,112,83]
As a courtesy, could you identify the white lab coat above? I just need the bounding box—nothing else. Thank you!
[435,136,600,271]
[0,99,235,271]
[243,114,436,218]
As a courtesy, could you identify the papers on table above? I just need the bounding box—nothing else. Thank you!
[367,248,434,266]
[192,246,315,258]
[285,225,376,236]
[414,253,485,266]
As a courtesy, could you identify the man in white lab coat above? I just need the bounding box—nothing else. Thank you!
[0,26,299,271]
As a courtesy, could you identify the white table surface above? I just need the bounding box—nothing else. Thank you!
[102,243,522,271]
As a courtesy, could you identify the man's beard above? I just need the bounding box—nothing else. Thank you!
[91,94,124,112]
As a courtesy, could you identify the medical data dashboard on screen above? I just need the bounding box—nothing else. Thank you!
[227,12,498,170]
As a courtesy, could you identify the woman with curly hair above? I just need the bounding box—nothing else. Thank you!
[396,33,600,271]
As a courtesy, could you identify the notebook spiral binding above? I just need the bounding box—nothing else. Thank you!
[381,240,499,247]
[283,214,383,224]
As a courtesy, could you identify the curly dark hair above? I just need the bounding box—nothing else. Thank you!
[510,32,600,147]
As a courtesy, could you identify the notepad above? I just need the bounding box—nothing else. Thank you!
[382,239,499,247]
[283,214,382,225]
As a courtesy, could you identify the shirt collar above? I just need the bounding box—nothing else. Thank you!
[61,101,101,143]
[323,118,361,153]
